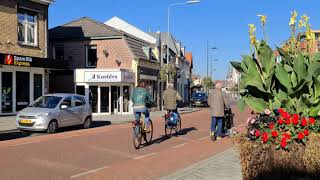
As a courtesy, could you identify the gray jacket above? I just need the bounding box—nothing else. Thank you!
[208,89,229,117]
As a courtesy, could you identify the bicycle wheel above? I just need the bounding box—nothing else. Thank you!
[132,125,142,149]
[144,119,153,144]
[165,119,173,137]
[174,116,182,135]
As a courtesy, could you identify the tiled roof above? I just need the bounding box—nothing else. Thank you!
[186,52,193,64]
[49,17,123,40]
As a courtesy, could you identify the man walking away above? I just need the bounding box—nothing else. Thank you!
[208,81,229,141]
[163,83,182,113]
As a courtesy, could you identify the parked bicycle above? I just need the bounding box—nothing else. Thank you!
[164,110,181,137]
[132,117,153,149]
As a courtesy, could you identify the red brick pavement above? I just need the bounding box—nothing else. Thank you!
[0,107,250,180]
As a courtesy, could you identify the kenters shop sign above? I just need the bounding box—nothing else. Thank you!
[85,71,122,82]
[84,71,135,83]
[4,55,32,66]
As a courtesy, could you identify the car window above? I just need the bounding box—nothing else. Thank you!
[31,96,62,108]
[61,96,72,108]
[74,96,85,106]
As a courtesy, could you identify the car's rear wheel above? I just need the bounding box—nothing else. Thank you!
[83,117,92,129]
[47,120,58,134]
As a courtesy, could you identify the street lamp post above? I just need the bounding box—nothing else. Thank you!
[206,41,217,77]
[167,0,200,87]
[211,58,218,79]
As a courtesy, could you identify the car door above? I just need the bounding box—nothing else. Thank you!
[72,95,86,125]
[58,96,76,127]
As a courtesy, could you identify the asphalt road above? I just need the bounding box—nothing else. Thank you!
[0,107,249,180]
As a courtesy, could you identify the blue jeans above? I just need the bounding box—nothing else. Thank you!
[211,116,223,137]
[133,107,150,127]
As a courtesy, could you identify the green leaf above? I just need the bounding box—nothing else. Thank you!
[309,103,320,117]
[291,72,297,87]
[302,138,307,146]
[275,64,292,90]
[293,53,307,83]
[277,47,293,65]
[243,96,268,112]
[308,61,320,78]
[272,97,281,109]
[284,64,294,72]
[313,77,320,99]
[277,89,287,101]
[230,61,244,73]
[313,52,320,62]
[276,144,280,150]
[258,41,274,78]
[237,98,245,112]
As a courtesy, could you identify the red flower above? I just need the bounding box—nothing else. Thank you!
[281,140,287,148]
[301,118,308,127]
[292,114,299,125]
[303,129,309,136]
[282,133,291,140]
[271,131,278,138]
[278,108,284,114]
[255,130,260,137]
[282,112,290,119]
[269,123,274,129]
[309,117,315,125]
[298,132,305,140]
[278,118,284,125]
[285,118,291,125]
[262,132,268,143]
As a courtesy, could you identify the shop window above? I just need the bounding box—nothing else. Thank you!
[16,72,30,111]
[34,74,42,100]
[76,86,85,96]
[2,72,13,113]
[54,45,64,61]
[18,10,37,46]
[86,46,97,67]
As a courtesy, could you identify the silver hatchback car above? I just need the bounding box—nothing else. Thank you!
[16,93,92,133]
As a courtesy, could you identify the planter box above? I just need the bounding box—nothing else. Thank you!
[234,133,320,180]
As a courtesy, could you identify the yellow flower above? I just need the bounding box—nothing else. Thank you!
[248,24,256,34]
[302,14,310,22]
[289,11,298,26]
[257,14,267,26]
[298,20,306,29]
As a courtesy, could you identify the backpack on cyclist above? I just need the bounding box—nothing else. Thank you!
[167,112,178,126]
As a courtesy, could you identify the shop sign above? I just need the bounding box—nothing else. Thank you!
[4,54,32,67]
[122,71,134,83]
[85,71,122,82]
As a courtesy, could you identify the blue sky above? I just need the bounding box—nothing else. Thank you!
[49,0,320,80]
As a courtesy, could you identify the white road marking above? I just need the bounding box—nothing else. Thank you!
[90,146,135,159]
[133,152,157,160]
[172,143,188,149]
[10,141,41,147]
[70,165,109,179]
[198,136,209,140]
[177,137,196,142]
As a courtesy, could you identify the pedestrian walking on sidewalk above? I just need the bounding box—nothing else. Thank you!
[208,81,230,141]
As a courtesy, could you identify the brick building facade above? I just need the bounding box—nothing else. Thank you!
[49,17,160,115]
[0,0,53,115]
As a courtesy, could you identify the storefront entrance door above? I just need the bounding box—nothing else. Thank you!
[100,87,110,113]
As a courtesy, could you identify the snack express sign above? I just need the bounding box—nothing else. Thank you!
[0,53,44,67]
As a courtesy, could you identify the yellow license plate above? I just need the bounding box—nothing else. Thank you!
[20,119,32,124]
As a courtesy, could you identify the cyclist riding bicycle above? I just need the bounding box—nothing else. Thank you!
[131,80,155,131]
[163,83,182,114]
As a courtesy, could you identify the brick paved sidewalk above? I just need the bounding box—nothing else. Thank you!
[160,147,242,180]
